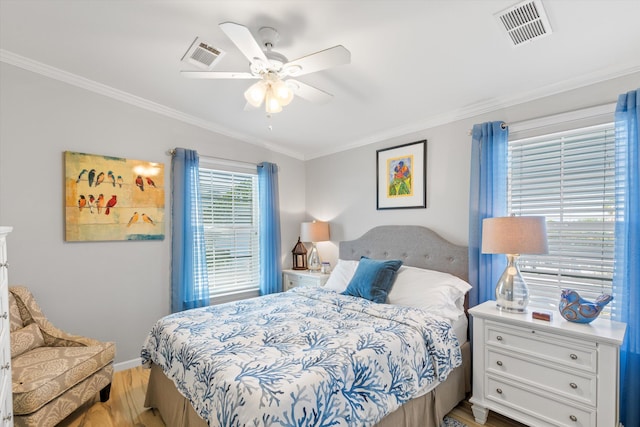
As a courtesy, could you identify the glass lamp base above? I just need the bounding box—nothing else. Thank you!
[308,244,321,271]
[495,254,529,313]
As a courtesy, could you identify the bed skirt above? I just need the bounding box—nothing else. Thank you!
[144,341,471,427]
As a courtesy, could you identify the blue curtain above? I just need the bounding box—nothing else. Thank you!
[171,148,210,313]
[613,89,639,426]
[468,122,509,307]
[258,162,282,295]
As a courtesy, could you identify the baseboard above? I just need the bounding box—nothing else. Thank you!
[114,357,142,372]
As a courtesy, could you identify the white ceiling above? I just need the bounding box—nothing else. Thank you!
[2,0,639,160]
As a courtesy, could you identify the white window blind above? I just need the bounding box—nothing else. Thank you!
[199,167,260,296]
[508,123,615,316]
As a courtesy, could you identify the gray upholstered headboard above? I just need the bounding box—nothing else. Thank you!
[339,225,468,281]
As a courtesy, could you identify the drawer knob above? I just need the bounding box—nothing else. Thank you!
[570,382,578,389]
[496,388,503,394]
[496,360,503,366]
[2,414,11,422]
[0,312,6,319]
[0,262,7,268]
[570,415,578,422]
[496,335,503,341]
[569,353,578,360]
[1,363,9,370]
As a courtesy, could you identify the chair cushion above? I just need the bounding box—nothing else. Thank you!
[14,364,114,427]
[12,342,115,415]
[10,323,45,358]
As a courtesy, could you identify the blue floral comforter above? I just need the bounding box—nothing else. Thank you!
[141,287,462,427]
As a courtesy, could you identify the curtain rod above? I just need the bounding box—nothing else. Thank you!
[466,122,508,136]
[168,149,258,168]
[465,103,616,136]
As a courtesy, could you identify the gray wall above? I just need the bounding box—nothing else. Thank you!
[305,72,640,266]
[0,63,306,364]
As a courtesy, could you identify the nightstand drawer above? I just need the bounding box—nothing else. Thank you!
[486,321,597,372]
[487,349,596,406]
[282,270,330,291]
[287,275,316,288]
[284,275,300,291]
[487,376,596,427]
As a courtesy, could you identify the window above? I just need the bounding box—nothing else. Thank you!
[508,123,615,316]
[199,166,260,297]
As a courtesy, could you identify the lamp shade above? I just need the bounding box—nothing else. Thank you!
[482,216,548,255]
[265,89,283,113]
[300,221,330,243]
[272,79,294,106]
[244,80,267,107]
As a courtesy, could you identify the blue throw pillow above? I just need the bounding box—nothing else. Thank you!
[341,256,403,303]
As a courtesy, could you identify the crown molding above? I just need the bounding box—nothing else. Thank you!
[3,49,638,162]
[0,49,305,161]
[305,62,640,160]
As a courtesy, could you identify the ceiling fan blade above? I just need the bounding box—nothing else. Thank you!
[219,22,268,66]
[181,71,257,79]
[283,45,350,77]
[243,102,259,111]
[287,80,333,104]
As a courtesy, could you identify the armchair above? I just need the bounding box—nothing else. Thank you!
[8,286,115,427]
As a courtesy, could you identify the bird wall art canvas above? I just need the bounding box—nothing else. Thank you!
[64,151,165,241]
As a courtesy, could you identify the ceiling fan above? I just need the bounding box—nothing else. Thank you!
[181,22,351,114]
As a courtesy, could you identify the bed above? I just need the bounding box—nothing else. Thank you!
[142,225,471,427]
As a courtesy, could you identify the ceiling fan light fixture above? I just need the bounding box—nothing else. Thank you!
[272,79,294,106]
[265,89,283,114]
[244,80,267,107]
[183,22,351,116]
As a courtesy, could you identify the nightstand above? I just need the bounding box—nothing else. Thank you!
[282,269,330,291]
[469,300,626,427]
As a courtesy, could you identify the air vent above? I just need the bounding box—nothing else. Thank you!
[181,37,226,70]
[496,0,552,46]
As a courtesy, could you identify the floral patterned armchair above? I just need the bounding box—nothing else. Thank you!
[8,286,115,427]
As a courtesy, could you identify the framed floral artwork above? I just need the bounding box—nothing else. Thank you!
[376,140,426,210]
[64,151,165,241]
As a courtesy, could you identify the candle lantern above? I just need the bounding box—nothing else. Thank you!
[292,237,308,270]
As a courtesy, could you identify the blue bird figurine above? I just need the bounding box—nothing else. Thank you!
[559,289,612,323]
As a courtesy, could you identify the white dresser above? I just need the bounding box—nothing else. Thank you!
[282,269,330,291]
[469,300,626,427]
[0,227,13,426]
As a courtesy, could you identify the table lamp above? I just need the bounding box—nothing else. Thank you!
[300,221,330,271]
[482,216,548,313]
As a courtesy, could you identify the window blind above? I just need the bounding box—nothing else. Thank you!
[199,167,260,296]
[508,123,615,316]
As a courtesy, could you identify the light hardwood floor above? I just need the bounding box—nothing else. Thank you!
[57,367,526,427]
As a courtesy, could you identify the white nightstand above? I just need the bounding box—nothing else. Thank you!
[282,269,330,291]
[469,300,626,427]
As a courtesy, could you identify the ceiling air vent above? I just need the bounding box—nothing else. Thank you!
[181,37,226,70]
[496,0,552,46]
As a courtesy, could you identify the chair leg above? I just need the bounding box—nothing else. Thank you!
[99,383,112,402]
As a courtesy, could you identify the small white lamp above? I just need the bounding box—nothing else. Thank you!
[300,221,330,271]
[482,216,548,313]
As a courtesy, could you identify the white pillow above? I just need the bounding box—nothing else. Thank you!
[387,265,472,320]
[392,265,471,294]
[323,259,359,292]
